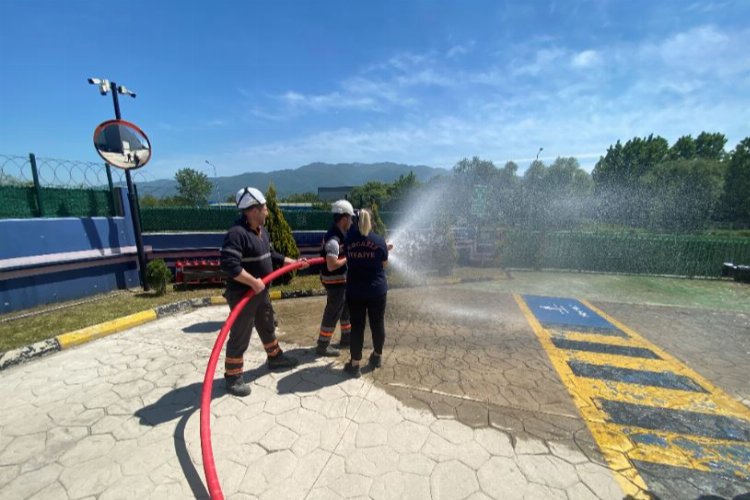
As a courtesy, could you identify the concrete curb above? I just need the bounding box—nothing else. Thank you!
[0,277,495,372]
[0,288,326,372]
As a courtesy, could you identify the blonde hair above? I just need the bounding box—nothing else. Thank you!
[358,209,372,236]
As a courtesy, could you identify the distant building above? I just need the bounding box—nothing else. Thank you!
[317,186,354,202]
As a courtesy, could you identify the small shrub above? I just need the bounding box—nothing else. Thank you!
[146,259,172,296]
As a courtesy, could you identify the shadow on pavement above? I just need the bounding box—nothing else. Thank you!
[132,346,347,498]
[276,362,349,394]
[182,321,225,334]
[136,380,224,499]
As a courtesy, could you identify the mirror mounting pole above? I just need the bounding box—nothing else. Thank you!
[105,80,148,291]
[110,81,122,120]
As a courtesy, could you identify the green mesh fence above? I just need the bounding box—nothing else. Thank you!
[138,207,749,278]
[0,185,115,218]
[500,230,750,277]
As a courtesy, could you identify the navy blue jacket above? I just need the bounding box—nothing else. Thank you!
[345,229,389,299]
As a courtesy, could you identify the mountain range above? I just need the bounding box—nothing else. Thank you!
[131,162,447,200]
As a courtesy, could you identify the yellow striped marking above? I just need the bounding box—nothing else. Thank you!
[621,427,750,475]
[57,310,157,349]
[581,299,750,419]
[565,350,668,372]
[514,294,750,499]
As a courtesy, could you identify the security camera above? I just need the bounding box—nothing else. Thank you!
[118,85,136,98]
[88,77,101,85]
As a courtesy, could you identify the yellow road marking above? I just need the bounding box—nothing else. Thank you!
[581,299,750,420]
[565,350,669,372]
[621,427,750,476]
[57,310,157,349]
[513,294,650,497]
[559,330,637,346]
[514,294,750,498]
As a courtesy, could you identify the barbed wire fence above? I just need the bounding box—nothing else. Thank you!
[1,152,237,219]
[0,153,158,218]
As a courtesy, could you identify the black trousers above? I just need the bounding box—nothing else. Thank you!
[224,289,280,379]
[318,284,351,344]
[346,293,387,361]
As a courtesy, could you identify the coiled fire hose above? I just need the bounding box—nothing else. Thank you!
[200,257,324,500]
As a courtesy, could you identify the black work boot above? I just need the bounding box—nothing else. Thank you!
[343,361,361,378]
[316,341,340,357]
[368,352,382,368]
[337,332,351,348]
[267,351,299,370]
[225,377,252,397]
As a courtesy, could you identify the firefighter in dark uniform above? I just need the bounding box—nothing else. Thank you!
[343,209,392,378]
[220,186,309,397]
[315,200,355,356]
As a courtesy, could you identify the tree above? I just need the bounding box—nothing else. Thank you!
[592,134,669,227]
[385,172,420,211]
[175,168,212,207]
[719,137,750,224]
[281,192,321,203]
[140,194,159,208]
[667,135,696,161]
[592,134,669,189]
[451,157,500,223]
[264,183,298,284]
[349,181,390,210]
[694,132,727,161]
[453,156,497,181]
[369,202,387,235]
[643,159,725,231]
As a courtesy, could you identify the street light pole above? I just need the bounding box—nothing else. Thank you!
[205,160,219,204]
[536,147,544,161]
[89,78,149,291]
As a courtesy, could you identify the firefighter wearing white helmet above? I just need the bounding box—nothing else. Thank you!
[331,199,354,215]
[315,199,355,356]
[219,186,309,397]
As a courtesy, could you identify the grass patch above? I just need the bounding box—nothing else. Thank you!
[0,274,323,353]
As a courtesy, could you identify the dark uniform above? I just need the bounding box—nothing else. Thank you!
[317,225,351,350]
[220,216,288,381]
[345,227,389,364]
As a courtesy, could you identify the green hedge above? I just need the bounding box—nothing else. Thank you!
[137,207,750,278]
[0,185,115,218]
[500,230,750,277]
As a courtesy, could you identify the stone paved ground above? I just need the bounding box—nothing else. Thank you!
[0,286,628,499]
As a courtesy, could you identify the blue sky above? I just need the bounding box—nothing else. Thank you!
[1,0,749,181]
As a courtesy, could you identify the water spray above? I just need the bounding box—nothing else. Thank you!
[200,257,324,500]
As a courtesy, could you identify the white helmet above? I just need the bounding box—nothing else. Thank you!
[331,199,354,216]
[235,187,266,209]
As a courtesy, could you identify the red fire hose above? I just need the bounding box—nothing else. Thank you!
[200,257,324,500]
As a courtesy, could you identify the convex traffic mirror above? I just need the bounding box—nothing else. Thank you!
[93,119,152,170]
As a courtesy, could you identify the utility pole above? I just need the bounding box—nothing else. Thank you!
[88,78,150,291]
[205,159,219,204]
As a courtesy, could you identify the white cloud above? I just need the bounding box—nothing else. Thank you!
[207,26,750,174]
[646,25,750,77]
[281,90,379,111]
[511,48,566,76]
[571,49,601,68]
[446,41,475,59]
